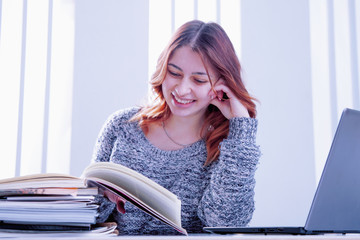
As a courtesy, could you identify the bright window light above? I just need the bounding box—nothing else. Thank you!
[174,0,194,30]
[197,0,217,23]
[309,0,333,183]
[333,0,354,116]
[20,0,49,176]
[148,0,172,99]
[46,0,75,174]
[0,0,23,178]
[220,0,241,59]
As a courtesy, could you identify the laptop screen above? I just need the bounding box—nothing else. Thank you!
[305,108,360,232]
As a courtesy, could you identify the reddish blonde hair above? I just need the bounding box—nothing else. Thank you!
[131,20,257,166]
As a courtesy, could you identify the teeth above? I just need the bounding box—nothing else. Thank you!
[171,92,193,104]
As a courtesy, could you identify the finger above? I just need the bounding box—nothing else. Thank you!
[212,84,235,101]
[209,97,232,119]
[210,94,230,110]
[210,82,250,118]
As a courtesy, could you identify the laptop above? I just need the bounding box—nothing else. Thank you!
[204,108,360,235]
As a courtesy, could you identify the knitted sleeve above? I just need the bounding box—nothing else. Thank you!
[91,115,118,163]
[197,117,260,227]
[91,109,134,163]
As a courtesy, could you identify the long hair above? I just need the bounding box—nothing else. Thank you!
[131,20,257,166]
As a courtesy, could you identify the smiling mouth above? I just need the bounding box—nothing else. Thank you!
[171,91,195,104]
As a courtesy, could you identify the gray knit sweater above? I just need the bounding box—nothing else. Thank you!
[92,107,260,235]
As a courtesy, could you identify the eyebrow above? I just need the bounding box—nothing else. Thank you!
[168,63,208,76]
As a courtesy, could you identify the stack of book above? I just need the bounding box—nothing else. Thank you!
[0,173,118,237]
[0,162,187,237]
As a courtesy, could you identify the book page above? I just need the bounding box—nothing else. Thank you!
[82,162,186,234]
[86,177,186,235]
[83,162,178,201]
[0,187,98,197]
[0,174,86,190]
[83,168,181,222]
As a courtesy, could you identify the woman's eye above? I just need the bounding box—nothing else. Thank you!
[194,78,208,84]
[169,70,181,77]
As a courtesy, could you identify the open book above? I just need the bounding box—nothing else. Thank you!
[0,162,187,235]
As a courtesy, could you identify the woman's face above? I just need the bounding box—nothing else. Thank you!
[162,46,218,120]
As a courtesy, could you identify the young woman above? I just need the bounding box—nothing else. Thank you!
[92,20,261,235]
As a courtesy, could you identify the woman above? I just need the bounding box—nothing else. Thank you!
[92,20,260,235]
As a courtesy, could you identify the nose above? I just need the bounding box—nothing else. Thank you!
[175,78,192,96]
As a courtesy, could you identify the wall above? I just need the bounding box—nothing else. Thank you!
[70,0,149,176]
[241,0,316,226]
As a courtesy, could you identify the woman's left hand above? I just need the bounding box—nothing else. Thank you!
[209,79,250,119]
